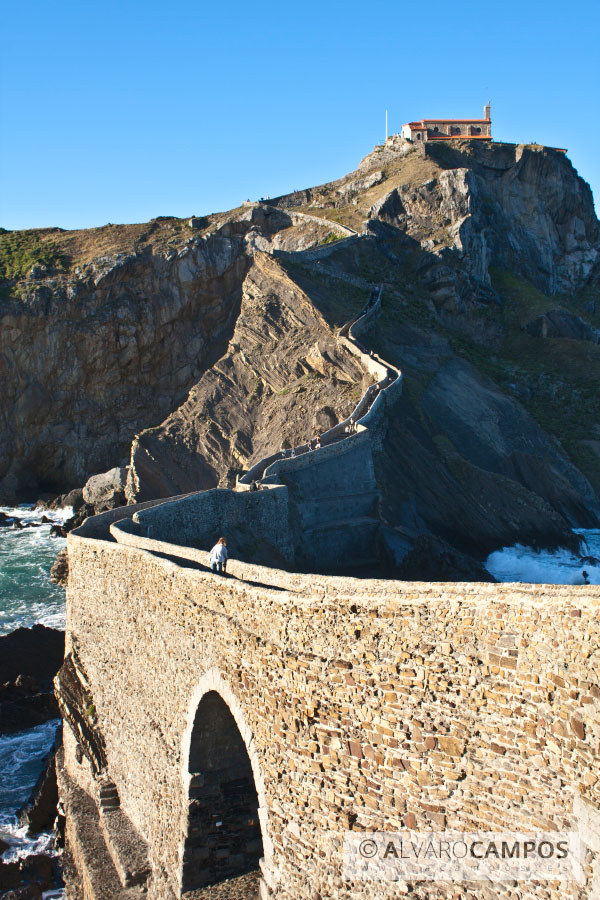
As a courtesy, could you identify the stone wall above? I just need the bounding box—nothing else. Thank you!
[60,526,600,900]
[120,485,294,564]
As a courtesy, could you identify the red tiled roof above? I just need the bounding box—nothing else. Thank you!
[404,118,490,127]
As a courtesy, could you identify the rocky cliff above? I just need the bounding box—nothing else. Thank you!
[0,210,344,500]
[3,137,600,572]
[126,251,369,501]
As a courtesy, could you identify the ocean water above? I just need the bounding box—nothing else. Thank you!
[0,504,69,871]
[0,719,61,862]
[485,528,600,584]
[0,505,70,635]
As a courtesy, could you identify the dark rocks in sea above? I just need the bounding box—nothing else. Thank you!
[0,626,64,736]
[0,852,61,899]
[0,626,64,689]
[49,549,68,586]
[0,680,60,735]
[391,534,497,582]
[0,513,44,531]
[0,637,65,898]
[18,730,61,834]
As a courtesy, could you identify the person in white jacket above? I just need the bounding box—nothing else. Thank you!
[209,537,228,574]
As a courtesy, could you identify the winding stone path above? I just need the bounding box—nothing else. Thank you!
[238,283,401,489]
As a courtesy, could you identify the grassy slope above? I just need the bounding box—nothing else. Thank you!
[0,212,236,294]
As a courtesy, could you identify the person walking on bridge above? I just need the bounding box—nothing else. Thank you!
[210,537,228,575]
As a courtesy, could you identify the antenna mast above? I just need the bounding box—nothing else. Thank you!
[385,109,388,141]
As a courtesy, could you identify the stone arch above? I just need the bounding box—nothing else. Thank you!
[180,669,272,893]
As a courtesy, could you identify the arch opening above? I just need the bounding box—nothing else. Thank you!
[182,691,263,893]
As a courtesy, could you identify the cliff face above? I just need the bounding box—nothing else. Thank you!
[3,137,600,568]
[0,230,246,498]
[0,210,344,500]
[364,142,599,295]
[126,252,369,501]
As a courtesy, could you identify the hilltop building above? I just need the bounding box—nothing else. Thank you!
[401,102,492,142]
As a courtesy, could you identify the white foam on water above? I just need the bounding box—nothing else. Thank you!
[0,506,70,635]
[0,719,61,861]
[485,528,600,584]
[0,504,73,526]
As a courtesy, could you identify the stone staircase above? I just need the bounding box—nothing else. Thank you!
[98,779,120,812]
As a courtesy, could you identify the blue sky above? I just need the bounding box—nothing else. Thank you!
[1,0,598,231]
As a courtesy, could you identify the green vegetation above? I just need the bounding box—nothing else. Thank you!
[0,230,70,281]
[318,232,344,246]
[349,382,364,404]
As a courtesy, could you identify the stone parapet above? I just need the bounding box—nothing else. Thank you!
[60,531,600,899]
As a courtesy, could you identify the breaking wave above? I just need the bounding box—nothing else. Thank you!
[485,528,600,585]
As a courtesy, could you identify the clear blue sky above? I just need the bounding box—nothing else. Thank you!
[1,0,598,231]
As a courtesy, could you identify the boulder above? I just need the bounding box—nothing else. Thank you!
[314,406,337,432]
[18,735,60,834]
[82,466,129,511]
[0,683,60,735]
[53,487,85,512]
[49,548,68,585]
[0,852,57,898]
[0,626,64,688]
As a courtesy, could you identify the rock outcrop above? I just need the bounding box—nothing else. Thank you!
[126,252,369,501]
[0,626,64,735]
[49,547,69,585]
[82,466,129,510]
[0,210,341,502]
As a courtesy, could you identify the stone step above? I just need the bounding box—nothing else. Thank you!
[56,754,147,900]
[98,780,119,799]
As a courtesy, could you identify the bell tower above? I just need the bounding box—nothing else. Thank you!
[484,101,491,121]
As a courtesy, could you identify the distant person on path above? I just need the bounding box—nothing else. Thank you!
[210,537,228,575]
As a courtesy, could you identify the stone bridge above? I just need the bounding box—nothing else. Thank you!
[58,516,600,900]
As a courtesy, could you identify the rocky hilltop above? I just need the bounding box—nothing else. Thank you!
[2,138,600,574]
